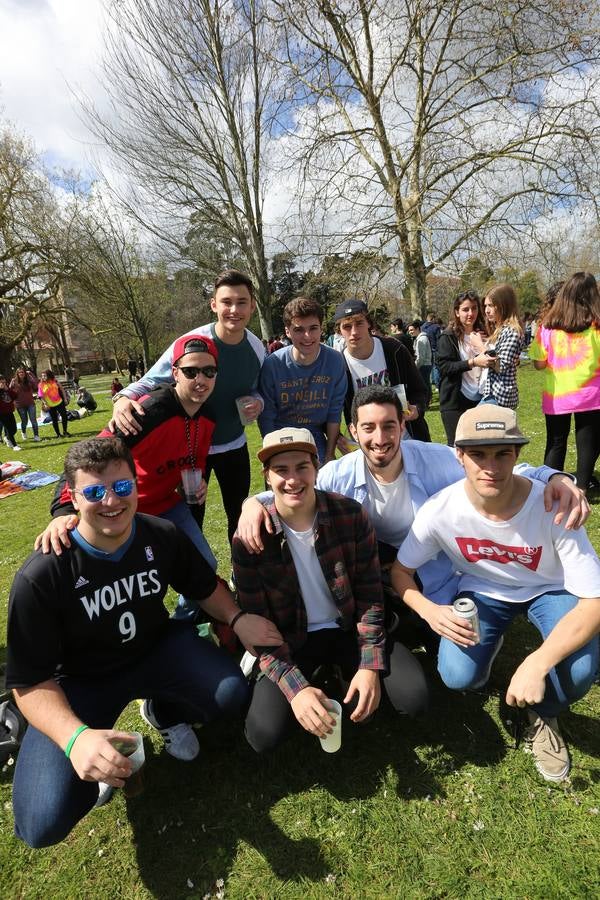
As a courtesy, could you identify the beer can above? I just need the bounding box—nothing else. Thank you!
[453,597,480,643]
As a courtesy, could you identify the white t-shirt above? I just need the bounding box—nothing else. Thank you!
[281,520,340,631]
[459,335,483,400]
[398,479,600,602]
[344,339,388,395]
[363,466,415,547]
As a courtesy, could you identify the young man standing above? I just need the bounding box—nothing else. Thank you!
[258,298,347,464]
[392,406,600,782]
[6,437,281,848]
[408,319,433,408]
[232,428,423,753]
[334,300,430,442]
[39,335,222,573]
[110,270,265,545]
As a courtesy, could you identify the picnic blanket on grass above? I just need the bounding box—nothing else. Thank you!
[0,466,59,498]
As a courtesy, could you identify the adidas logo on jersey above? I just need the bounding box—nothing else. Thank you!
[75,576,89,588]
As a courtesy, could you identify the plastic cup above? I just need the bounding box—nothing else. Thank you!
[110,732,145,798]
[318,699,342,753]
[235,396,255,426]
[391,383,410,413]
[181,468,202,504]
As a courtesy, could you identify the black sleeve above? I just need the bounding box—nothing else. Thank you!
[385,339,428,413]
[437,333,469,379]
[50,473,76,517]
[162,522,218,603]
[6,558,64,689]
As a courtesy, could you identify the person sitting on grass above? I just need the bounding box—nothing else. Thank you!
[391,406,600,783]
[232,427,428,755]
[6,436,282,849]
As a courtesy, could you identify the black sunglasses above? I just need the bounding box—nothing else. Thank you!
[175,365,218,380]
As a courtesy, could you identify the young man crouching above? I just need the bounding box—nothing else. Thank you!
[392,406,600,782]
[233,427,424,753]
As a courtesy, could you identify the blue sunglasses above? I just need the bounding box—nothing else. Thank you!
[75,479,136,503]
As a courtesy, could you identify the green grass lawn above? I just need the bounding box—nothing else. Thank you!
[0,366,599,899]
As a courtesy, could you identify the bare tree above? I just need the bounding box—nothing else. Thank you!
[69,194,168,367]
[271,0,600,314]
[85,0,288,336]
[0,127,77,371]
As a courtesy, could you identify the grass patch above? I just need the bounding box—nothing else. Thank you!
[0,366,599,899]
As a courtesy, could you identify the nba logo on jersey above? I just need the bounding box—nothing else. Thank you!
[145,546,154,561]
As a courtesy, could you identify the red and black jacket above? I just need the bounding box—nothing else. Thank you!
[51,386,216,518]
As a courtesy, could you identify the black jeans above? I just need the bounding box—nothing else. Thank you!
[47,401,68,437]
[244,628,429,753]
[0,412,18,445]
[544,410,600,488]
[195,443,251,546]
[440,395,480,446]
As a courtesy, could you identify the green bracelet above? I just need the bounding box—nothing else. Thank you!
[64,724,89,759]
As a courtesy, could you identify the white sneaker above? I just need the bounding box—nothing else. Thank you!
[11,444,21,452]
[140,699,199,761]
[33,435,41,442]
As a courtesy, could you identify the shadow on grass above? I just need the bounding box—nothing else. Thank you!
[124,661,508,898]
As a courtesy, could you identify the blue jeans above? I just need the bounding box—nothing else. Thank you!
[438,591,599,718]
[163,502,219,621]
[12,622,249,848]
[161,500,217,571]
[17,404,39,438]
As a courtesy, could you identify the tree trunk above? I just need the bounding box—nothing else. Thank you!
[0,344,15,374]
[254,264,273,338]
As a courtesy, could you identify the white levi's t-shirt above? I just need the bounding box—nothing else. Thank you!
[398,479,600,602]
[344,339,388,395]
[363,466,415,548]
[281,520,340,631]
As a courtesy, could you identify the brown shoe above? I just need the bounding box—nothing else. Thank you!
[524,709,570,782]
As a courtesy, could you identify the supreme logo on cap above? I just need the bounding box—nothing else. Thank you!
[476,421,506,431]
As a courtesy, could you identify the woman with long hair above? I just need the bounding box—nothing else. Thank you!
[437,290,495,445]
[529,272,600,492]
[9,366,40,441]
[480,283,523,408]
[38,370,70,438]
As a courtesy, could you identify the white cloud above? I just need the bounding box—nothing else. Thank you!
[0,0,106,172]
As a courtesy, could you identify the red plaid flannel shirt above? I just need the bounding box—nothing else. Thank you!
[232,490,385,701]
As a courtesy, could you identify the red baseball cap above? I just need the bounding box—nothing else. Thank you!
[172,333,218,366]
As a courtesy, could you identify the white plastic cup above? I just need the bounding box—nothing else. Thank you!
[318,699,342,753]
[181,468,202,504]
[391,383,410,413]
[235,395,255,426]
[110,732,145,797]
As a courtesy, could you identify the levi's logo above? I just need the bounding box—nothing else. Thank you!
[455,538,542,570]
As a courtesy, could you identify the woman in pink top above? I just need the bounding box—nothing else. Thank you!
[530,272,600,492]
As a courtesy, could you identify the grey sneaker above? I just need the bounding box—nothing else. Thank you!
[93,782,115,809]
[524,709,570,782]
[140,699,199,761]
